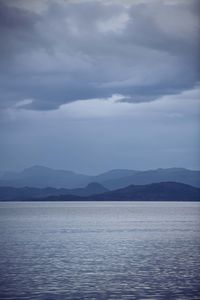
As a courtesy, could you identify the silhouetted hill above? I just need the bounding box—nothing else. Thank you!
[93,169,138,182]
[0,166,91,188]
[92,182,200,201]
[0,166,199,189]
[70,182,108,197]
[0,166,138,188]
[0,182,108,201]
[102,168,200,189]
[1,182,199,202]
[0,186,69,201]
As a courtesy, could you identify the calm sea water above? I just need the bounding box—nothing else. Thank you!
[0,201,199,300]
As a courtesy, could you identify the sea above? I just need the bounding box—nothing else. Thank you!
[0,201,199,300]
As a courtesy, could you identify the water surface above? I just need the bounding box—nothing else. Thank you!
[0,201,199,299]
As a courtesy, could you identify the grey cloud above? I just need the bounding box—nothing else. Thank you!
[0,0,199,111]
[0,0,41,62]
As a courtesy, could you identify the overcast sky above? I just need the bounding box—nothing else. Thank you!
[0,0,199,174]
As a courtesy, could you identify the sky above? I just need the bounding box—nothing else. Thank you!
[0,0,200,174]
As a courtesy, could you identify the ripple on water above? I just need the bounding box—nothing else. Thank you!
[0,201,199,299]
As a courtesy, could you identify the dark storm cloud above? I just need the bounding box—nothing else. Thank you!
[0,0,41,62]
[0,0,199,111]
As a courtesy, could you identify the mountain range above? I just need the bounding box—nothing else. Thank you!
[0,166,199,202]
[0,182,108,201]
[0,165,199,189]
[1,182,199,202]
[91,182,200,202]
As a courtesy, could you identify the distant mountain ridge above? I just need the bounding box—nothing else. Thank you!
[92,182,200,202]
[0,165,199,189]
[0,182,108,201]
[3,182,199,202]
[102,168,200,190]
[0,166,91,189]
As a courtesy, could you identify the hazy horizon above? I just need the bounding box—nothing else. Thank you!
[0,0,200,174]
[1,164,200,177]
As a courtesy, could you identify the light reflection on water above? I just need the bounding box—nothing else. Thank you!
[0,201,199,300]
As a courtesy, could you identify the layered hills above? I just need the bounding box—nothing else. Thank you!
[0,166,199,201]
[1,182,199,202]
[0,182,108,201]
[0,165,199,189]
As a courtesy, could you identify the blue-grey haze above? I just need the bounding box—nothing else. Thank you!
[0,0,200,173]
